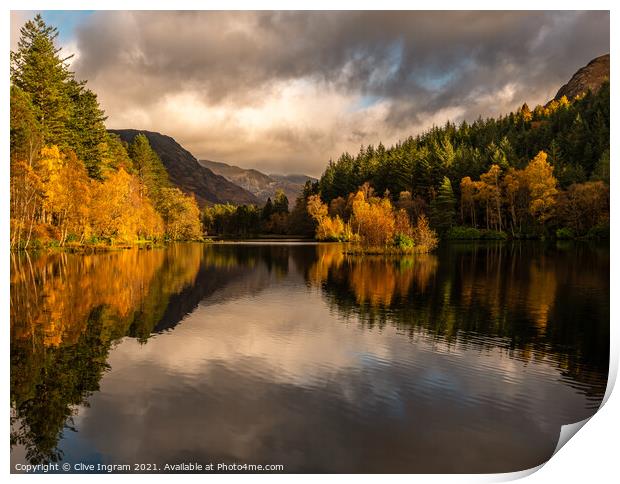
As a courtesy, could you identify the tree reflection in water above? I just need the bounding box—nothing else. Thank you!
[10,241,609,466]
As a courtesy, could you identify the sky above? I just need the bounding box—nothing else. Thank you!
[10,10,610,177]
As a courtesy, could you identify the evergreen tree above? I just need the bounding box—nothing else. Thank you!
[10,86,42,165]
[66,80,108,179]
[128,134,170,201]
[430,177,456,233]
[11,14,109,179]
[10,14,73,147]
[262,198,274,220]
[273,189,289,214]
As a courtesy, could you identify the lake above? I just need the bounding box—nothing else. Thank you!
[10,241,609,473]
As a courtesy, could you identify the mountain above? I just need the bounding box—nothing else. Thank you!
[554,53,609,101]
[199,159,317,203]
[109,130,259,207]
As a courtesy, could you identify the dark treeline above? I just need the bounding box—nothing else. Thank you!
[10,16,202,250]
[202,189,291,237]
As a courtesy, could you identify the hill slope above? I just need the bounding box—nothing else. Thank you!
[109,130,259,207]
[554,53,609,101]
[199,159,316,203]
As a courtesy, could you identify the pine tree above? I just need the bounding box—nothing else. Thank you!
[10,86,42,165]
[430,176,456,233]
[273,189,289,214]
[262,198,274,220]
[128,134,170,201]
[10,14,73,147]
[66,80,108,179]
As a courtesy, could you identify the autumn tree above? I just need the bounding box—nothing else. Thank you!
[459,177,476,227]
[157,188,202,240]
[480,164,503,231]
[502,167,527,234]
[556,181,609,235]
[524,151,558,228]
[306,194,328,223]
[90,168,164,243]
[350,190,395,247]
[39,146,91,244]
[412,215,438,253]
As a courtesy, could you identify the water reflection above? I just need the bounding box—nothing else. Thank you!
[10,242,609,472]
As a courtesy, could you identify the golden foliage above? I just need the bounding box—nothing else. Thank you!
[524,151,558,225]
[316,215,346,241]
[158,187,203,240]
[90,168,164,243]
[412,215,438,253]
[10,244,203,347]
[350,190,395,247]
[307,194,328,222]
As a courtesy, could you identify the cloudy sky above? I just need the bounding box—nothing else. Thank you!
[11,11,609,176]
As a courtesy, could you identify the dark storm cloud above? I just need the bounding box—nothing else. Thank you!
[67,11,608,174]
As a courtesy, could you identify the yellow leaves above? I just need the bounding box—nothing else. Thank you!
[158,187,202,240]
[524,151,558,224]
[350,189,396,247]
[10,245,203,347]
[90,168,164,243]
[316,215,346,241]
[307,194,328,222]
[412,214,438,253]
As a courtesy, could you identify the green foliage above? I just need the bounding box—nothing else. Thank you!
[11,15,108,178]
[203,203,262,237]
[10,15,204,249]
[591,148,610,185]
[128,134,170,198]
[273,189,289,214]
[480,230,508,240]
[10,86,42,164]
[430,176,456,233]
[157,188,203,240]
[394,233,415,251]
[318,83,609,203]
[447,226,482,240]
[555,228,574,240]
[444,226,507,240]
[585,223,610,240]
[10,15,73,147]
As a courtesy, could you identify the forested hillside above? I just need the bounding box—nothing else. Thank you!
[10,16,202,249]
[316,73,609,240]
[111,130,260,207]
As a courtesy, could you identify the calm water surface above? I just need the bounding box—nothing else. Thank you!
[10,242,609,473]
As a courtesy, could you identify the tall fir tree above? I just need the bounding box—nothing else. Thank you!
[430,176,456,233]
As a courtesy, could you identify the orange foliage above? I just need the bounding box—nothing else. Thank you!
[90,168,164,243]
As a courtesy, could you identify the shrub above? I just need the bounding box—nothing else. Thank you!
[412,215,438,253]
[586,223,610,239]
[446,226,482,239]
[480,229,508,240]
[394,233,415,251]
[316,215,347,241]
[555,228,574,240]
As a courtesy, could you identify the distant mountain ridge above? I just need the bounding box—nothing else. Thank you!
[108,129,259,207]
[554,53,609,101]
[199,159,317,203]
